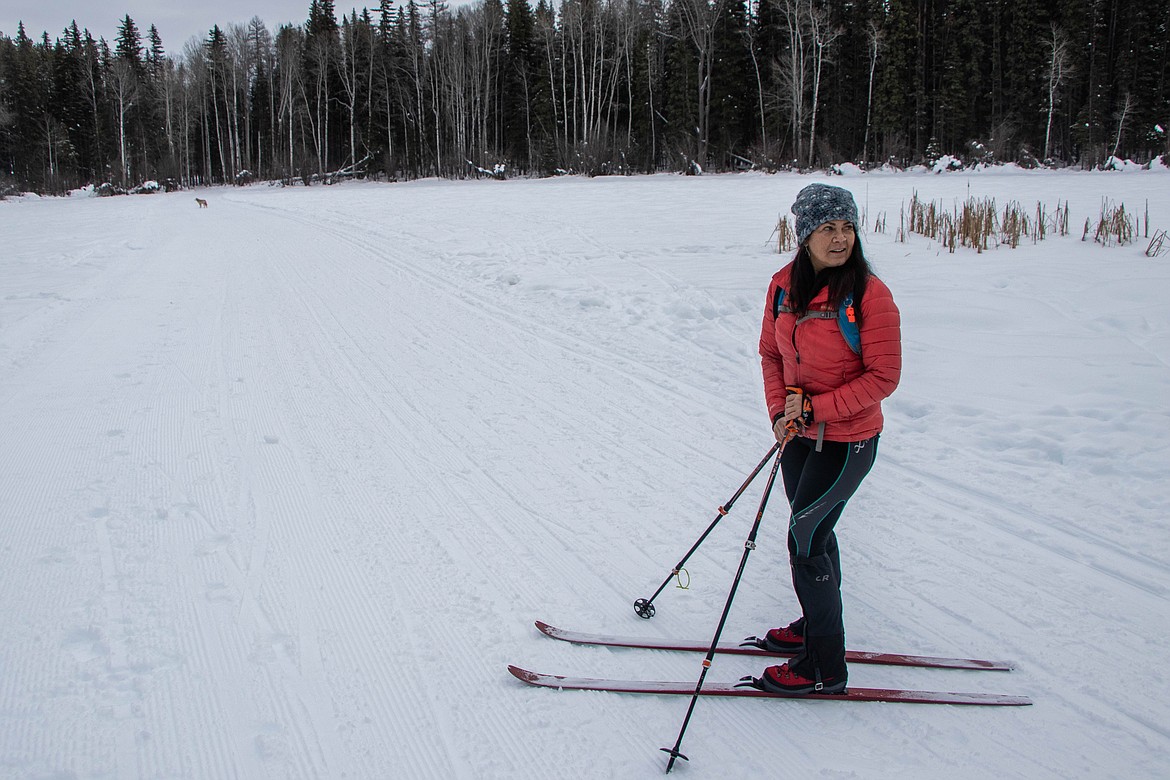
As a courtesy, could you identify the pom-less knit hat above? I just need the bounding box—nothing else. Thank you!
[791,183,859,245]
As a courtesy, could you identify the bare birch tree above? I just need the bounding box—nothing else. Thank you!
[674,0,730,167]
[1111,92,1135,160]
[805,1,840,166]
[275,26,303,178]
[777,0,808,163]
[245,17,275,173]
[109,58,138,184]
[426,0,450,174]
[339,12,373,168]
[744,0,769,152]
[181,39,210,183]
[1043,24,1071,160]
[862,18,882,167]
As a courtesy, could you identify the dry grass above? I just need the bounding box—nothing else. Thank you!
[906,192,998,253]
[773,192,1132,257]
[962,198,997,252]
[775,215,796,253]
[900,193,1080,254]
[1053,201,1071,237]
[1146,229,1168,258]
[1085,200,1136,246]
[1001,201,1029,248]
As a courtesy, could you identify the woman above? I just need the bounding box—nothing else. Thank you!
[756,183,901,694]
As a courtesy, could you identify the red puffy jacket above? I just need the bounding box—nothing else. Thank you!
[759,262,901,443]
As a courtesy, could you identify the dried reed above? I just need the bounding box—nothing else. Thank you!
[1090,200,1136,246]
[1001,201,1029,248]
[1145,229,1167,258]
[776,215,796,253]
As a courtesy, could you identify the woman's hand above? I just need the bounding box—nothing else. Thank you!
[773,390,802,442]
[776,387,813,441]
[782,391,805,425]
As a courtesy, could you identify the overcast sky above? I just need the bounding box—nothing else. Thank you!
[2,1,319,51]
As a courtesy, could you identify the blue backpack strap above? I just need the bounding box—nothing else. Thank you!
[774,285,861,356]
[772,286,787,318]
[838,294,861,355]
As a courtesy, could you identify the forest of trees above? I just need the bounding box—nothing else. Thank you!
[1,0,1167,193]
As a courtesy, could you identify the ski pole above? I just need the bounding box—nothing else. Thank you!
[634,441,781,619]
[659,446,783,773]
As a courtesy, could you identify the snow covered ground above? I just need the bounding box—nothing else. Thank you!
[1,167,1168,779]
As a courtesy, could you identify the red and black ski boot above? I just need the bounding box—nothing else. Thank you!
[761,617,805,652]
[758,636,847,695]
[758,661,847,695]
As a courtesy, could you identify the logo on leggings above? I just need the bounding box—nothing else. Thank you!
[815,574,832,582]
[854,440,869,454]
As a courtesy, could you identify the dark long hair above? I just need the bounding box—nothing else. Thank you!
[786,236,872,319]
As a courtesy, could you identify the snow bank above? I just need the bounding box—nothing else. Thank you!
[1,170,1168,779]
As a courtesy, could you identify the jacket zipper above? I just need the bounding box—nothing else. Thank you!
[792,314,815,366]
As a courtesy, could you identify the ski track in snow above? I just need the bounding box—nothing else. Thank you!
[1,170,1168,779]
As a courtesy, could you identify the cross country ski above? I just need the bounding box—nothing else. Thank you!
[534,621,1014,671]
[507,666,1032,706]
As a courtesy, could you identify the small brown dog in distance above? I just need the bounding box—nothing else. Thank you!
[195,198,208,208]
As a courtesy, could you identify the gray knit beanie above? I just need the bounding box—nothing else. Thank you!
[791,183,859,245]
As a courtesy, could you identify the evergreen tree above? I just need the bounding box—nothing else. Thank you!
[1,25,45,188]
[708,0,754,166]
[111,15,145,184]
[308,0,341,38]
[817,0,877,164]
[370,0,400,177]
[304,0,342,172]
[138,25,170,179]
[625,0,664,172]
[1068,0,1112,164]
[147,26,165,73]
[872,0,917,163]
[935,0,987,156]
[49,35,85,185]
[529,0,559,171]
[115,15,144,70]
[503,0,538,170]
[1001,0,1048,158]
[1122,1,1168,159]
[661,1,699,170]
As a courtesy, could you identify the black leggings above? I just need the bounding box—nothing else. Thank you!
[780,434,879,638]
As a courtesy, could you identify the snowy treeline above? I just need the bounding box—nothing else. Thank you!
[1,0,1168,193]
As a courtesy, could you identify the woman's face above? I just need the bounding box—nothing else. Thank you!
[805,220,855,273]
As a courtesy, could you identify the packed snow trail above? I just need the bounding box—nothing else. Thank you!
[1,170,1168,778]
